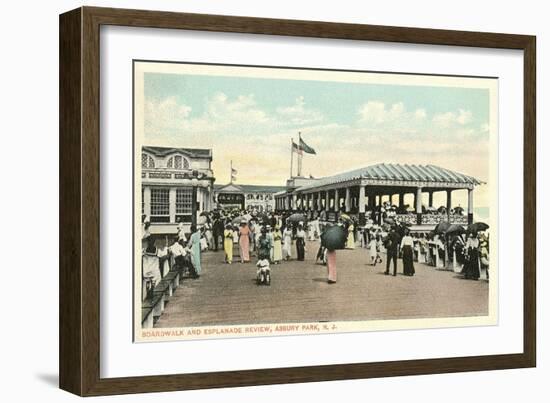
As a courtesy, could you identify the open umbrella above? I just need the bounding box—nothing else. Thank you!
[321,225,346,250]
[288,213,306,223]
[445,224,465,235]
[468,222,489,233]
[434,221,451,234]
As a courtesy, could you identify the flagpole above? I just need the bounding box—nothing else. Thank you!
[290,138,294,178]
[230,160,233,184]
[297,131,302,177]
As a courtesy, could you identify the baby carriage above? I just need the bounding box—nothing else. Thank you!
[256,258,271,286]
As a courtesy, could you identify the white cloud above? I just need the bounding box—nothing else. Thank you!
[144,96,192,134]
[357,101,427,134]
[432,108,473,128]
[276,96,324,125]
[358,101,393,124]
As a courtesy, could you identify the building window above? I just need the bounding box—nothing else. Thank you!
[150,188,169,223]
[175,188,193,222]
[167,155,190,170]
[141,153,155,168]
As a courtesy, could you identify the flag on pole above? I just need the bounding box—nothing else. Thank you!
[292,141,302,155]
[299,136,316,155]
[231,168,237,175]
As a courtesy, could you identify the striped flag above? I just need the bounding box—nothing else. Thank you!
[292,141,302,155]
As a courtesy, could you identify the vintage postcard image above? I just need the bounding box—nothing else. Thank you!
[134,61,498,342]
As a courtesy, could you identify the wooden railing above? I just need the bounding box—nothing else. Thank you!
[394,213,468,225]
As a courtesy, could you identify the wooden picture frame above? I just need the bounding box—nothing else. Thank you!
[59,6,536,396]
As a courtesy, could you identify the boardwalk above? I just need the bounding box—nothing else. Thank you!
[154,241,489,328]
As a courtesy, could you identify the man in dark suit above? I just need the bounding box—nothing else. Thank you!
[384,227,401,276]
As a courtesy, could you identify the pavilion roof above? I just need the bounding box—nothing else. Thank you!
[214,183,287,193]
[296,163,483,192]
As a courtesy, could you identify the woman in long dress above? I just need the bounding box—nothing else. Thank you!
[295,223,306,261]
[400,230,415,276]
[188,225,202,278]
[463,232,480,280]
[368,236,378,266]
[203,221,213,250]
[224,224,234,264]
[248,220,256,255]
[346,223,355,249]
[142,236,161,286]
[282,225,293,261]
[272,225,283,264]
[326,249,337,283]
[419,233,428,263]
[238,221,251,263]
[156,241,171,277]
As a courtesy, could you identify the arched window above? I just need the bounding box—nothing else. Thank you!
[141,153,155,168]
[167,154,190,170]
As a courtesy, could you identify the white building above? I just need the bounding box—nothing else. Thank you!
[141,146,215,233]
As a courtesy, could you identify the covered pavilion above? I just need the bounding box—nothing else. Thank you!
[274,163,484,226]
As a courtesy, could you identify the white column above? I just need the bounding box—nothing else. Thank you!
[416,187,422,214]
[292,194,297,210]
[359,186,366,213]
[345,187,351,212]
[334,189,339,211]
[169,187,177,223]
[143,186,151,219]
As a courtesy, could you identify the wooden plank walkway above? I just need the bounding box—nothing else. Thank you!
[154,241,489,328]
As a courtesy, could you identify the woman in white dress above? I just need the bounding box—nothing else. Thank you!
[142,236,162,287]
[368,236,378,266]
[282,225,293,261]
[203,222,213,250]
[156,241,171,277]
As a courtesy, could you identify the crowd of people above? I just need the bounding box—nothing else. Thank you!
[141,208,489,297]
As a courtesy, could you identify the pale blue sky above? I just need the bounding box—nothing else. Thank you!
[142,68,493,209]
[144,72,490,139]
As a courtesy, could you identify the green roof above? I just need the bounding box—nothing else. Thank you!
[297,163,483,191]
